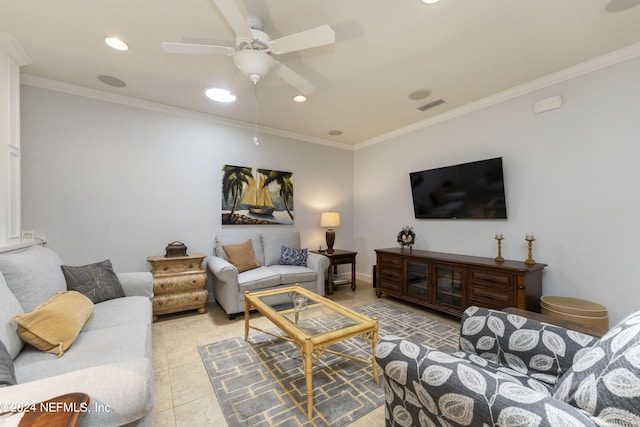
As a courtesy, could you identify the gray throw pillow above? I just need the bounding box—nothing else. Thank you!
[0,340,16,387]
[280,246,308,266]
[61,260,125,303]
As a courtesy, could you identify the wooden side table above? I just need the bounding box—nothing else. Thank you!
[311,249,357,294]
[147,253,208,321]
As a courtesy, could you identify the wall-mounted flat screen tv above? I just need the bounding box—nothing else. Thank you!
[410,157,507,219]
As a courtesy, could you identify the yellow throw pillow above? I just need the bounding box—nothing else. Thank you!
[12,291,94,358]
[223,239,261,273]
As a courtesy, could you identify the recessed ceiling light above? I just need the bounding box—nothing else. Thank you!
[97,74,126,87]
[293,95,307,103]
[205,88,236,103]
[104,37,129,51]
[422,0,441,3]
[328,130,343,136]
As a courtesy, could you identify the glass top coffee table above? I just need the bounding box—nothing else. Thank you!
[243,285,379,419]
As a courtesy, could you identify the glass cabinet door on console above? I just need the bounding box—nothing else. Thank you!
[405,261,429,299]
[434,264,463,309]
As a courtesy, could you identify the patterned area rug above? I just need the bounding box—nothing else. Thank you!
[198,302,459,427]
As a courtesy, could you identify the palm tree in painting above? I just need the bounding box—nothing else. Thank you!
[222,165,253,217]
[259,169,294,220]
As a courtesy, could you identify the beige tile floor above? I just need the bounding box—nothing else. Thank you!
[151,282,459,427]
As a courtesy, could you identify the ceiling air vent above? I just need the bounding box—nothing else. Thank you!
[417,98,445,112]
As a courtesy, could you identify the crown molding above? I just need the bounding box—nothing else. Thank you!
[355,41,640,150]
[0,33,31,66]
[19,74,354,151]
[19,40,640,153]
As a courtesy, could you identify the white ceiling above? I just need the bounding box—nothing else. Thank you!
[2,0,640,146]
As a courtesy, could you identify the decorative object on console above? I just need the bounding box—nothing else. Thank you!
[494,232,504,262]
[221,165,294,225]
[165,241,188,257]
[525,233,536,265]
[397,225,415,249]
[320,211,340,254]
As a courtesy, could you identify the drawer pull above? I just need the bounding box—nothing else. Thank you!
[163,267,168,271]
[189,264,194,268]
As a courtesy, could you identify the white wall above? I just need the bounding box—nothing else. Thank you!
[354,56,640,325]
[20,86,354,291]
[18,55,640,324]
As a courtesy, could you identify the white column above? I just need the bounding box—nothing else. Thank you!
[0,33,31,246]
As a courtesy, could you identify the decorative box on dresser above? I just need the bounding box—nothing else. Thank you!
[147,253,208,321]
[375,248,546,317]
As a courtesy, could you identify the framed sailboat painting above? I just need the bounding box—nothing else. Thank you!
[221,165,294,225]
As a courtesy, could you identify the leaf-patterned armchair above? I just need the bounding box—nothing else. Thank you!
[375,305,640,426]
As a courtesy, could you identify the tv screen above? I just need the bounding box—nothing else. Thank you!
[410,157,507,219]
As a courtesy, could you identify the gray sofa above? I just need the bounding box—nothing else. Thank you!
[207,230,330,319]
[375,305,640,426]
[0,246,154,426]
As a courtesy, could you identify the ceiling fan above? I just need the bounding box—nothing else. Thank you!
[161,0,336,94]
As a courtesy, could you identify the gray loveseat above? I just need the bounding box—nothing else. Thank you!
[207,230,330,319]
[376,305,640,426]
[0,246,154,426]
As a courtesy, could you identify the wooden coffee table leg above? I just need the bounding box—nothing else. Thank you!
[303,339,314,418]
[371,322,379,385]
[243,292,250,341]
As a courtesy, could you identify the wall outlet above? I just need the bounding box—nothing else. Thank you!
[21,230,34,243]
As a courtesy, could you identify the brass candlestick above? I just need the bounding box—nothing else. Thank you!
[525,237,536,265]
[494,237,504,262]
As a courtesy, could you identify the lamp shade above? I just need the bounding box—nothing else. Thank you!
[320,212,340,228]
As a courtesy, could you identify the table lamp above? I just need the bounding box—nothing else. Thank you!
[320,211,340,254]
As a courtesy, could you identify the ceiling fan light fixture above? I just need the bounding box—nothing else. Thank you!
[205,88,236,103]
[104,37,129,51]
[234,50,275,83]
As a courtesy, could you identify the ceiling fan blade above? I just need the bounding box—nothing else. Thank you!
[161,42,235,56]
[274,61,315,94]
[211,0,254,43]
[269,25,335,55]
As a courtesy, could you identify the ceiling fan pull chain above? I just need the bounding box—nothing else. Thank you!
[252,81,259,145]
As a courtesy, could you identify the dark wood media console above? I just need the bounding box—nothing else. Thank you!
[375,247,547,317]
